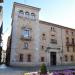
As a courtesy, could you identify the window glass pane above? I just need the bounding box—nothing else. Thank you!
[19,10,24,14]
[22,29,30,37]
[19,54,23,62]
[31,13,35,19]
[27,54,31,62]
[24,43,28,49]
[25,12,29,18]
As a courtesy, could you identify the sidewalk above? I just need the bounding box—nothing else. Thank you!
[0,64,75,73]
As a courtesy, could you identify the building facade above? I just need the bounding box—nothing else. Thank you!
[0,0,3,3]
[8,2,75,66]
[0,6,3,64]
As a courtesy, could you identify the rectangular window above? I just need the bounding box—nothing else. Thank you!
[66,37,69,43]
[73,47,75,52]
[65,55,68,62]
[72,32,73,36]
[72,38,74,44]
[23,30,30,38]
[51,39,57,44]
[41,57,45,62]
[24,43,28,49]
[27,54,31,62]
[41,45,44,50]
[19,54,23,62]
[71,55,74,61]
[67,46,69,52]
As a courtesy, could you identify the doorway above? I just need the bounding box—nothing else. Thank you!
[50,52,56,65]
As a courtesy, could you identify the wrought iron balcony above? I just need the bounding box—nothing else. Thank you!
[50,39,57,44]
[18,13,24,18]
[66,42,75,46]
[21,35,32,41]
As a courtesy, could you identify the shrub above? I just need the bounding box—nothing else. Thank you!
[40,63,47,74]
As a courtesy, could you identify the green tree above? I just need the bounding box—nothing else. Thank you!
[40,63,47,74]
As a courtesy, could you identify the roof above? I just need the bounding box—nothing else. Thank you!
[39,20,75,30]
[13,2,40,11]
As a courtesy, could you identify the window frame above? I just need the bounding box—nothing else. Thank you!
[67,46,69,52]
[24,42,28,49]
[31,13,35,19]
[27,54,31,62]
[41,57,45,62]
[71,55,74,61]
[19,10,24,14]
[19,54,23,62]
[25,11,29,18]
[22,28,30,38]
[65,55,68,62]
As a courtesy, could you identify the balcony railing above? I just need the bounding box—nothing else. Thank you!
[18,13,24,18]
[51,39,57,44]
[21,35,32,41]
[66,42,75,46]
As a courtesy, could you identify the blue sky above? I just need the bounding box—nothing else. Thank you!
[2,0,75,50]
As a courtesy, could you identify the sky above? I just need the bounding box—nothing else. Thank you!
[2,0,75,50]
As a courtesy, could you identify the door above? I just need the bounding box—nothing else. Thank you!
[50,52,56,65]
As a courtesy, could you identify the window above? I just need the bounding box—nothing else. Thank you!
[53,27,55,31]
[27,54,31,62]
[65,55,68,62]
[72,32,73,36]
[25,12,29,18]
[24,42,28,49]
[51,27,55,32]
[67,46,69,52]
[66,37,69,43]
[72,38,74,44]
[22,29,30,38]
[41,45,44,50]
[42,33,45,36]
[71,32,74,36]
[42,33,46,40]
[41,57,45,62]
[51,27,52,31]
[19,10,24,14]
[73,47,75,52]
[0,6,2,12]
[31,13,35,19]
[51,35,55,37]
[51,39,57,44]
[19,54,23,62]
[71,55,74,61]
[66,30,69,34]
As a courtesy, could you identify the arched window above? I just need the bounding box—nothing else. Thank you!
[25,11,29,18]
[31,13,35,19]
[42,33,46,40]
[19,10,24,14]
